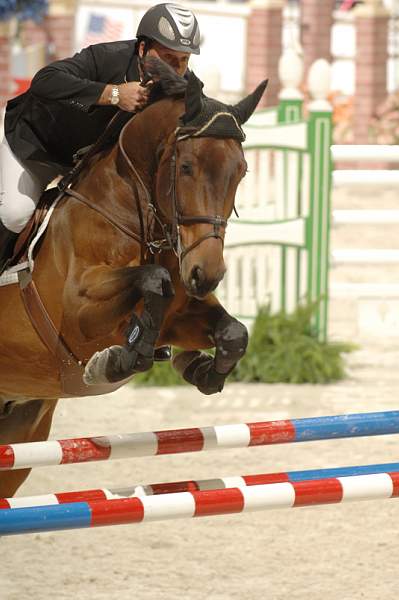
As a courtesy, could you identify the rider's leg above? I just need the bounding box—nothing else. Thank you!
[0,138,54,274]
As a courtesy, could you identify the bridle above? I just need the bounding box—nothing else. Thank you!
[152,129,228,266]
[63,115,233,268]
[117,121,229,267]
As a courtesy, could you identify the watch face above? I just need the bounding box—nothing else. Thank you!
[111,87,119,105]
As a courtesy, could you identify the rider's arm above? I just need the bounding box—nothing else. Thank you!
[30,46,105,108]
[30,42,148,112]
[97,84,117,105]
[29,43,129,110]
[95,83,148,111]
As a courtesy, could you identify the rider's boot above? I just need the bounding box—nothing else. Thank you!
[154,345,172,361]
[0,221,18,277]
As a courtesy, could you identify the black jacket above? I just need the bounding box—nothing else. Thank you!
[4,40,140,173]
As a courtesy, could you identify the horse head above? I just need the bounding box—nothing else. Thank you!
[135,58,268,298]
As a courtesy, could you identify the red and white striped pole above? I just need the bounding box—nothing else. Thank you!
[1,470,399,536]
[2,461,399,510]
[1,410,399,471]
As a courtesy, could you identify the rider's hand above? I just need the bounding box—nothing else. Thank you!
[118,82,150,112]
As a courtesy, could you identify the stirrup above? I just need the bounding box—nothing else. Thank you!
[154,346,172,362]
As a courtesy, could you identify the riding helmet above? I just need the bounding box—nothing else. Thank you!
[137,3,200,55]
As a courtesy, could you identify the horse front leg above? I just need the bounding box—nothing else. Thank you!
[0,397,57,497]
[166,298,248,395]
[76,264,174,385]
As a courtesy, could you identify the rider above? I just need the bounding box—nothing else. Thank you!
[0,2,200,275]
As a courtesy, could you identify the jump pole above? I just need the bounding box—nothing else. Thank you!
[1,469,399,536]
[2,461,399,510]
[1,410,399,471]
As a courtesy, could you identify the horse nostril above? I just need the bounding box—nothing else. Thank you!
[190,265,203,290]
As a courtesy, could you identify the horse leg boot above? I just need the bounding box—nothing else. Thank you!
[0,221,18,277]
[173,312,248,395]
[83,265,174,385]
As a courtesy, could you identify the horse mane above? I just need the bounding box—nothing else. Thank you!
[141,57,245,142]
[142,56,188,104]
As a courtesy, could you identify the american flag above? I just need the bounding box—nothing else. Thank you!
[83,13,124,46]
[339,0,360,10]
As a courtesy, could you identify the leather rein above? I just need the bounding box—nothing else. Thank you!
[63,117,228,266]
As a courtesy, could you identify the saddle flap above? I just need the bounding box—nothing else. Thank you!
[11,186,61,266]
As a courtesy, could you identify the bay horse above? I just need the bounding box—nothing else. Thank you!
[0,58,267,498]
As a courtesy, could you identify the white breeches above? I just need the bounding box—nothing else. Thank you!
[0,137,58,233]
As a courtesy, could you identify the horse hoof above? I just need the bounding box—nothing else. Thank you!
[83,347,117,385]
[172,351,202,377]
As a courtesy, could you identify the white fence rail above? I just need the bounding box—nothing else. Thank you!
[333,210,399,225]
[331,144,399,267]
[332,144,399,186]
[332,145,399,162]
[332,249,399,264]
[333,170,399,186]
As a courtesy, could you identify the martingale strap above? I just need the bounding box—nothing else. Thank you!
[63,188,143,246]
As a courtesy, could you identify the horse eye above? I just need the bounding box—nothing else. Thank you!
[180,162,193,176]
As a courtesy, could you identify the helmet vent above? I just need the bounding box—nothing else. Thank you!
[166,4,195,37]
[137,3,200,55]
[158,16,176,41]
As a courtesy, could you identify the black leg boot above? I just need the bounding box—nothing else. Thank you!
[0,222,18,277]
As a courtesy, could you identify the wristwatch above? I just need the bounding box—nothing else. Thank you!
[110,86,120,105]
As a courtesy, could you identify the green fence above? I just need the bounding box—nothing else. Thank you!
[218,95,332,340]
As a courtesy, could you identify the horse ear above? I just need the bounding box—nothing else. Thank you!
[183,71,204,123]
[233,80,269,124]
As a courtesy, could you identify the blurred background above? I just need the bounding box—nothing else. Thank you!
[1,0,398,131]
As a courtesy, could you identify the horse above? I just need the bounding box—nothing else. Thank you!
[0,57,267,498]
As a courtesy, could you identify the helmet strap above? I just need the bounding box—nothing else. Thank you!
[137,36,153,58]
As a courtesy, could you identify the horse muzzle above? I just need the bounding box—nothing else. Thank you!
[183,263,225,298]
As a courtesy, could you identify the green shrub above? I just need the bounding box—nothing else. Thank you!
[132,357,185,387]
[132,303,355,387]
[229,303,356,384]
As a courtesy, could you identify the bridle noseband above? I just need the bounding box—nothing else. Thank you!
[161,130,228,266]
